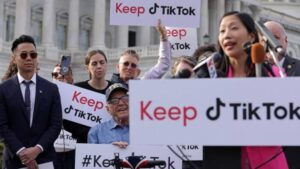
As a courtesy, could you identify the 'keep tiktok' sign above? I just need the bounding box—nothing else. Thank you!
[55,81,112,127]
[110,0,201,27]
[166,27,198,56]
[130,78,300,146]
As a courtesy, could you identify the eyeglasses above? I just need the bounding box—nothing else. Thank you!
[120,61,137,69]
[108,95,129,105]
[19,52,38,59]
[51,72,62,78]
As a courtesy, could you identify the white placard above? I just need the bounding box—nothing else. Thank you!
[54,129,77,152]
[166,27,198,57]
[55,81,112,127]
[129,78,300,146]
[110,0,201,28]
[175,145,202,161]
[75,144,182,169]
[19,162,54,169]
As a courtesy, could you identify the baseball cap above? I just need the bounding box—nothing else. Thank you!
[106,83,128,101]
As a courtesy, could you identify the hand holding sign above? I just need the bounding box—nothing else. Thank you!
[112,141,129,149]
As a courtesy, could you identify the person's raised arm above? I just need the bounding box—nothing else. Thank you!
[141,19,172,79]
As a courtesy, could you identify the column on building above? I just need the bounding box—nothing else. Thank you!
[91,0,106,49]
[137,27,151,47]
[67,0,79,51]
[0,0,4,49]
[233,0,241,11]
[42,0,58,60]
[217,0,225,43]
[117,26,129,48]
[209,0,225,44]
[15,0,30,38]
[200,0,209,46]
[217,0,225,27]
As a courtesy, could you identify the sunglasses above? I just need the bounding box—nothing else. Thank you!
[51,72,62,78]
[19,52,38,59]
[121,61,137,69]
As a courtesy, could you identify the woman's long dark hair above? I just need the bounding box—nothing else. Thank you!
[216,11,259,77]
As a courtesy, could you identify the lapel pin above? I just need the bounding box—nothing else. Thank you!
[287,65,292,69]
[39,90,43,93]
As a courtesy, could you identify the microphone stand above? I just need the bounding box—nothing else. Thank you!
[269,50,286,78]
[255,63,262,77]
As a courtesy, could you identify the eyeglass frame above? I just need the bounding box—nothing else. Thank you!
[108,95,129,105]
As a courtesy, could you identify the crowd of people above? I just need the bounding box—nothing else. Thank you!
[0,12,300,169]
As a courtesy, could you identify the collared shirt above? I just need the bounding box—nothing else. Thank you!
[16,73,44,154]
[17,72,36,126]
[279,56,285,68]
[88,119,129,144]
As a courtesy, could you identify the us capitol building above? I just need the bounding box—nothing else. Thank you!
[0,0,299,81]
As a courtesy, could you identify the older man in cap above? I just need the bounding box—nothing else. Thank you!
[264,21,300,76]
[88,83,129,148]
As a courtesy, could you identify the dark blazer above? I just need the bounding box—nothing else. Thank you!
[0,75,62,169]
[283,55,300,77]
[282,55,300,169]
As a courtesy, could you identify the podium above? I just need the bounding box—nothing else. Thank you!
[203,146,241,169]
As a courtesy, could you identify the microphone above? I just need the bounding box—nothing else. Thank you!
[251,43,266,77]
[245,41,285,77]
[173,68,192,79]
[255,21,284,55]
[116,155,166,169]
[193,52,222,78]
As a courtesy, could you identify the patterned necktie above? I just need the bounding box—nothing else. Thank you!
[23,80,32,123]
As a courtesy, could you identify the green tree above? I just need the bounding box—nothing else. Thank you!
[0,139,3,166]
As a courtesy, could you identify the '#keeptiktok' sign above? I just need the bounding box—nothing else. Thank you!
[75,144,182,169]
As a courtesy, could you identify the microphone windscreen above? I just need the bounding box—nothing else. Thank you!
[251,43,266,64]
[176,68,191,78]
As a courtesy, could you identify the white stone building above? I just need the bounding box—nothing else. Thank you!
[0,0,299,82]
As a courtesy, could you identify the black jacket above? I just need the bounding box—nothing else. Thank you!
[283,55,300,76]
[111,73,132,88]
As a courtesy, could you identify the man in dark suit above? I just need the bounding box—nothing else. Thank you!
[264,21,300,77]
[0,35,62,169]
[265,21,300,169]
